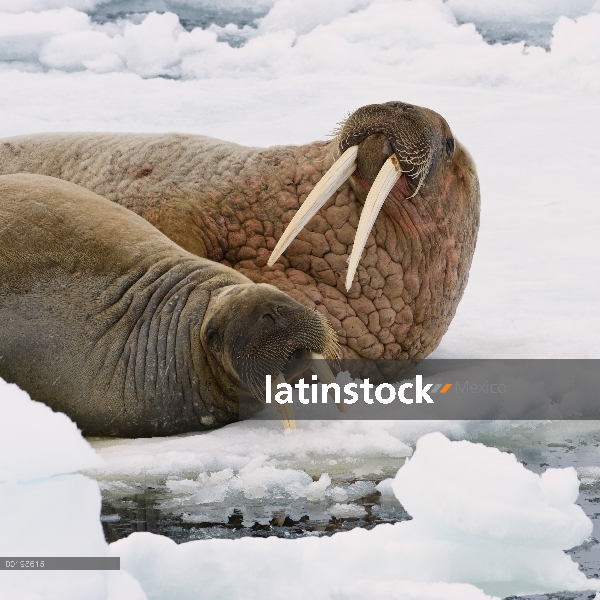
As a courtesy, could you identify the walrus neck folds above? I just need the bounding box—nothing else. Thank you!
[90,258,239,433]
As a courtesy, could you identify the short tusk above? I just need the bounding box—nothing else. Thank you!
[345,155,402,291]
[309,352,346,413]
[268,146,358,267]
[272,372,296,429]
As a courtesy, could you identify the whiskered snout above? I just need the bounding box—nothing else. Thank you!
[267,101,454,291]
[238,306,339,400]
[237,303,341,430]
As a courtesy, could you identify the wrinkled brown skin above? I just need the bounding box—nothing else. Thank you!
[0,174,335,436]
[0,103,480,373]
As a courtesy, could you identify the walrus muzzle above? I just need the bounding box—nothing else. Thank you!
[268,101,455,291]
[201,283,340,429]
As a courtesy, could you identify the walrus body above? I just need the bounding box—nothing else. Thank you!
[0,102,480,368]
[0,174,336,436]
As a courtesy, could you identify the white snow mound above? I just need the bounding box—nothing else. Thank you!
[393,431,592,549]
[0,377,103,481]
[0,377,146,600]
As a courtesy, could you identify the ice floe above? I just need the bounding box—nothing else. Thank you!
[2,376,600,599]
[109,431,600,599]
[0,378,146,600]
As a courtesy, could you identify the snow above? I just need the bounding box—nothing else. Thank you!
[1,1,600,598]
[3,377,600,598]
[0,379,103,482]
[334,580,499,600]
[0,2,600,90]
[88,420,414,478]
[447,0,598,23]
[0,378,147,600]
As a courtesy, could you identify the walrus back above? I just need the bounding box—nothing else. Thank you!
[0,132,266,258]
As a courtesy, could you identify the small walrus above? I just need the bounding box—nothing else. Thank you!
[0,174,338,437]
[0,102,480,372]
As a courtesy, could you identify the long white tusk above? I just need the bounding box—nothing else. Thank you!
[309,352,346,414]
[345,155,402,291]
[268,145,358,267]
[272,372,296,429]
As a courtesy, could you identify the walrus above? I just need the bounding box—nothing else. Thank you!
[0,174,339,436]
[0,101,480,371]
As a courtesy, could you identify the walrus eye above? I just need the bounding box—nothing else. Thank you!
[206,328,219,346]
[445,137,455,156]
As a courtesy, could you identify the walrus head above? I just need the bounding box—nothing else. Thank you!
[268,101,460,291]
[200,283,339,428]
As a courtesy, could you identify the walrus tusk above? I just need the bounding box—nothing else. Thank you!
[268,145,358,267]
[345,155,402,291]
[309,352,346,413]
[272,372,297,429]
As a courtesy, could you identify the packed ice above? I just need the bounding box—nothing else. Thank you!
[1,0,600,598]
[1,1,600,93]
[107,432,600,599]
[3,377,600,599]
[0,378,147,600]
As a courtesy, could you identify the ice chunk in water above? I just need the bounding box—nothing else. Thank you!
[0,377,146,600]
[393,432,592,549]
[111,433,600,599]
[0,377,102,481]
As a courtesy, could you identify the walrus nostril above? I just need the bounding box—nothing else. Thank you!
[446,137,455,156]
[288,348,308,361]
[262,313,275,324]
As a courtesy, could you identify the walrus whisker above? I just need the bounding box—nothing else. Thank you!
[345,155,402,291]
[267,145,358,267]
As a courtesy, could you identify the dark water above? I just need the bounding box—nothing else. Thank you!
[89,0,555,50]
[89,0,267,47]
[100,453,410,543]
[461,20,554,51]
[101,482,410,543]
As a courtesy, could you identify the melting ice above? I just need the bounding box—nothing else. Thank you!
[3,378,600,599]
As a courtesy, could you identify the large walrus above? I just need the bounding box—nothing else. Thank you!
[0,174,339,436]
[0,102,480,366]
